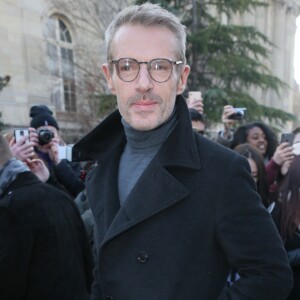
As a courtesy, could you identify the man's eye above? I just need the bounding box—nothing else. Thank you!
[152,63,168,71]
[120,62,139,72]
[120,64,133,71]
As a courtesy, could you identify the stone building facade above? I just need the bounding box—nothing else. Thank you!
[0,0,299,140]
[239,0,300,128]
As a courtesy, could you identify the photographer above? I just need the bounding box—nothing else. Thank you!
[216,105,243,147]
[0,133,92,300]
[28,105,84,198]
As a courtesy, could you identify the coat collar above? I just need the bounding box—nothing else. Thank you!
[73,95,200,169]
[77,95,202,244]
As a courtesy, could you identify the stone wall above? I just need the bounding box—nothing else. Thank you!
[0,0,299,136]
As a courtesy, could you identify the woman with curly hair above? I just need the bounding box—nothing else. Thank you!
[230,122,294,205]
[230,122,278,162]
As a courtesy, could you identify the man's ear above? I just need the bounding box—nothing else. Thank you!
[102,63,116,95]
[176,64,190,95]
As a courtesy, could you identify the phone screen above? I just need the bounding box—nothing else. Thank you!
[189,91,202,102]
[14,129,29,143]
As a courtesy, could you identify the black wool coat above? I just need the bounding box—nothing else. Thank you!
[0,172,93,300]
[73,96,293,300]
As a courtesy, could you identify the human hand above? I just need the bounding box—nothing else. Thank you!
[9,135,35,162]
[28,127,39,148]
[25,158,50,182]
[221,105,236,132]
[47,137,62,165]
[281,158,293,176]
[188,99,204,114]
[272,142,294,166]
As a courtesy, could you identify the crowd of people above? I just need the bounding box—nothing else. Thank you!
[1,2,300,300]
[188,99,300,298]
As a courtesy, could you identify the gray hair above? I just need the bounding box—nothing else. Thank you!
[105,3,187,63]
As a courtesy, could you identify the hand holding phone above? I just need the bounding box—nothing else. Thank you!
[228,108,246,120]
[188,91,203,114]
[11,129,35,161]
[189,91,202,103]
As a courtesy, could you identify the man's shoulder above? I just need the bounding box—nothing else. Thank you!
[1,172,71,209]
[195,134,238,161]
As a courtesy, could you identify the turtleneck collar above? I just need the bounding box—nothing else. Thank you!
[121,107,178,151]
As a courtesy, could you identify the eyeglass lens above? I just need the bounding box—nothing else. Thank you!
[115,58,174,83]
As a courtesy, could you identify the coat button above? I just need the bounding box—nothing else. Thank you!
[137,252,148,263]
[105,296,113,300]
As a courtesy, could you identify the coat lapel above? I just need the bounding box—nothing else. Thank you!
[86,138,125,234]
[102,160,190,244]
[78,96,202,246]
[102,97,202,244]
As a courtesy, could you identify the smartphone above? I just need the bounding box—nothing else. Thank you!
[14,129,29,143]
[293,142,300,155]
[280,133,295,146]
[58,145,73,161]
[189,91,202,103]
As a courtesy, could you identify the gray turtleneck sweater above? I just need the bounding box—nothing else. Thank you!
[118,110,177,206]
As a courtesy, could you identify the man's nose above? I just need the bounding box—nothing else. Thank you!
[135,64,154,92]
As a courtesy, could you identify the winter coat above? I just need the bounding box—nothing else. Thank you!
[73,96,293,300]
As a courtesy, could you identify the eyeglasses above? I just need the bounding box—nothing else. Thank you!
[110,58,183,83]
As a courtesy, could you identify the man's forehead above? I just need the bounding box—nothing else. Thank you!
[111,24,178,59]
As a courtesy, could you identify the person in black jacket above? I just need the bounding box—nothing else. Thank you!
[0,133,93,300]
[5,105,84,198]
[72,3,293,300]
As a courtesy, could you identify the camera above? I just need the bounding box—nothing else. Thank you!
[37,129,54,145]
[228,108,246,120]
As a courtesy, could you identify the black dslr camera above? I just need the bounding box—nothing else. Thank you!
[37,129,54,145]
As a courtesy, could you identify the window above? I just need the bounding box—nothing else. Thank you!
[44,16,76,112]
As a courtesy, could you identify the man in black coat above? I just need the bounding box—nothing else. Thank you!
[0,133,93,300]
[73,3,293,299]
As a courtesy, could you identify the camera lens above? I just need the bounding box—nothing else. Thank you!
[37,129,54,145]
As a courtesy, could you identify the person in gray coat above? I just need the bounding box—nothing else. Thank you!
[73,3,293,300]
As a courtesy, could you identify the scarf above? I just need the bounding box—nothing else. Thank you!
[0,158,29,196]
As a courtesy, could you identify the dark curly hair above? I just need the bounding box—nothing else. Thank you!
[230,122,278,161]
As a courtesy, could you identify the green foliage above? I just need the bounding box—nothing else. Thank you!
[134,0,295,126]
[97,94,117,117]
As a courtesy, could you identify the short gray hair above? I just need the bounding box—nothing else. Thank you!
[105,3,187,63]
